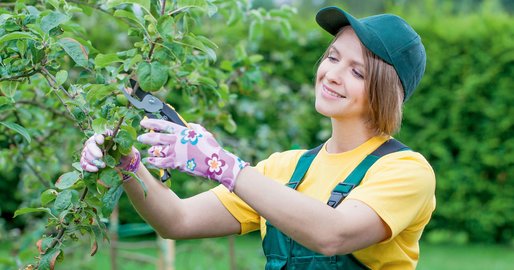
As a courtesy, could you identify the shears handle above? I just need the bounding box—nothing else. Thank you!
[127,79,189,183]
[159,103,189,128]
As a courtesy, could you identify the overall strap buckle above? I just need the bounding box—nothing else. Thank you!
[326,139,410,208]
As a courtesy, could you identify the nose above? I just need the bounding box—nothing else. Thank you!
[324,64,343,85]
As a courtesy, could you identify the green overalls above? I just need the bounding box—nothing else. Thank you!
[262,139,409,270]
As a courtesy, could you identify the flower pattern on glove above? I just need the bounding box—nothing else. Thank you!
[186,158,197,171]
[205,153,226,177]
[180,128,203,145]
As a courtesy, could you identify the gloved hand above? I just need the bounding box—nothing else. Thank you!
[137,119,248,191]
[80,130,141,181]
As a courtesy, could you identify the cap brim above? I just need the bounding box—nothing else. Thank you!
[316,6,362,36]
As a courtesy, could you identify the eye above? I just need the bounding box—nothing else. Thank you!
[327,54,338,63]
[352,68,364,79]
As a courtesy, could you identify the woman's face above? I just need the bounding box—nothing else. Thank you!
[315,27,368,122]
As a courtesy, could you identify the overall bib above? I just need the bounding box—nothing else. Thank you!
[262,139,409,270]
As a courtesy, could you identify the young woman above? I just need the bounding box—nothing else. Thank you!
[81,6,435,269]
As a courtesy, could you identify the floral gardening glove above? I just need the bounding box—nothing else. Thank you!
[80,130,141,181]
[137,119,249,191]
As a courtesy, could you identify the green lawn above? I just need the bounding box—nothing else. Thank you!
[1,234,513,269]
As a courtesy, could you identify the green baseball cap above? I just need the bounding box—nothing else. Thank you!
[316,6,426,101]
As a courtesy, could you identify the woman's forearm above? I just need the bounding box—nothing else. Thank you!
[233,167,387,255]
[122,164,186,238]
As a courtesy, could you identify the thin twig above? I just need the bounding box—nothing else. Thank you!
[39,70,90,132]
[40,67,73,99]
[147,0,167,60]
[160,0,167,16]
[0,68,39,82]
[0,3,16,7]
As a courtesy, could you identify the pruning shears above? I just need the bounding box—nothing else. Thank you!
[121,79,189,182]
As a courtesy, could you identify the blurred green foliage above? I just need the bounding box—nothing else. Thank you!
[397,6,514,244]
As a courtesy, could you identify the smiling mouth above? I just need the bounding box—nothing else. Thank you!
[322,85,345,98]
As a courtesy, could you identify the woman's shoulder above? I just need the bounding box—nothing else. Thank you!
[254,149,308,176]
[262,149,308,165]
[368,149,436,187]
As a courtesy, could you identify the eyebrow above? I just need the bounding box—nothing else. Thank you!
[329,45,365,69]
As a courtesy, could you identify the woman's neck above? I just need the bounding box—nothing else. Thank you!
[326,118,379,153]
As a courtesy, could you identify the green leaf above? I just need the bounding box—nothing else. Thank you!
[57,38,89,67]
[113,10,146,31]
[55,171,80,189]
[39,248,63,270]
[180,35,217,62]
[136,61,168,92]
[123,53,142,72]
[114,129,133,155]
[101,183,123,217]
[94,53,122,69]
[86,84,115,104]
[72,162,83,172]
[13,207,51,218]
[41,189,58,206]
[55,70,68,86]
[249,20,263,41]
[47,0,60,9]
[0,32,37,44]
[0,121,31,144]
[99,168,121,188]
[16,39,27,56]
[107,0,151,13]
[0,96,13,111]
[92,117,108,134]
[104,155,117,168]
[197,77,217,87]
[223,114,237,133]
[41,12,69,33]
[157,16,175,41]
[54,190,73,211]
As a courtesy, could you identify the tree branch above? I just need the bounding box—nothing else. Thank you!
[39,69,91,132]
[0,68,39,82]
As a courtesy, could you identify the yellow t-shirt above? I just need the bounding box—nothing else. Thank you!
[211,136,436,270]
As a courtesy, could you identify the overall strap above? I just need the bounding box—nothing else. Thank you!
[327,138,410,208]
[286,144,323,189]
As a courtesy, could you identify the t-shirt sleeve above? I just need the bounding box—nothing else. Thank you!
[345,151,436,240]
[211,161,264,234]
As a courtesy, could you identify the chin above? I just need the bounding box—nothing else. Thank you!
[315,99,333,118]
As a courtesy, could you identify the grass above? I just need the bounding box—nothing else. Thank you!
[1,233,514,269]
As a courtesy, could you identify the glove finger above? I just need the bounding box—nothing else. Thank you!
[80,157,99,172]
[138,132,177,146]
[94,134,105,145]
[85,141,103,159]
[148,145,166,157]
[146,156,177,169]
[140,118,184,134]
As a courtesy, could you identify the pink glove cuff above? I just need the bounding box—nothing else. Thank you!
[119,147,141,182]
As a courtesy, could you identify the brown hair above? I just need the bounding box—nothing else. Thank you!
[320,27,404,135]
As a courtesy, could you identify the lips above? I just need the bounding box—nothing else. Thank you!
[322,84,345,98]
